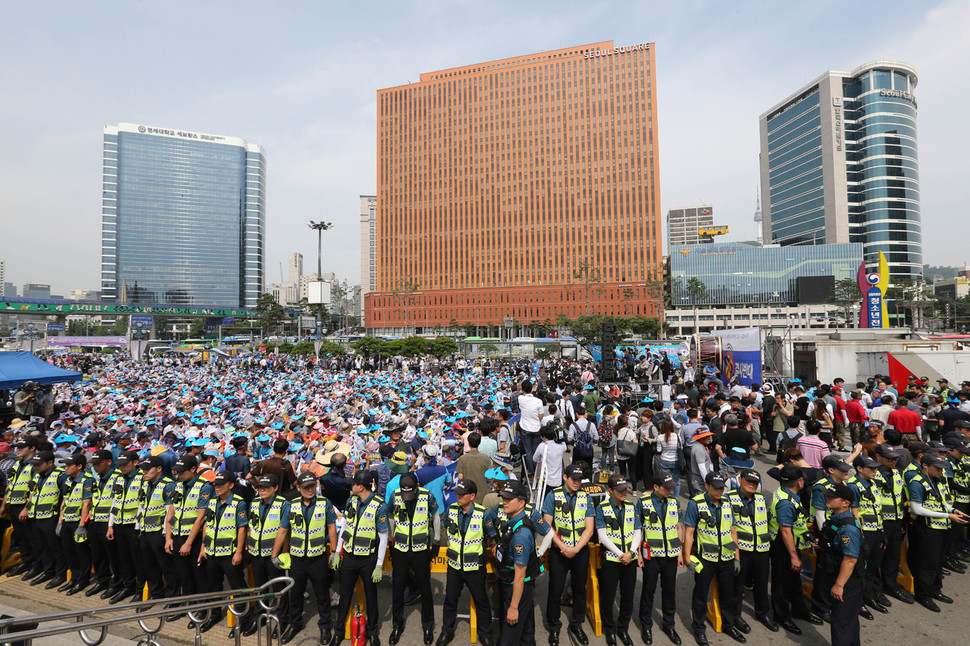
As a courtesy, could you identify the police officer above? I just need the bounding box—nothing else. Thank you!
[637,473,683,646]
[497,481,539,646]
[57,454,93,595]
[1,436,37,579]
[819,482,863,646]
[437,478,494,646]
[847,454,889,613]
[138,455,178,601]
[942,435,970,571]
[907,452,969,611]
[277,472,336,645]
[242,473,290,637]
[809,455,855,622]
[595,474,640,646]
[386,472,439,646]
[331,469,388,646]
[106,450,144,604]
[198,472,249,635]
[24,450,68,589]
[87,449,121,598]
[871,443,913,604]
[724,468,775,634]
[683,471,745,646]
[165,455,214,627]
[541,464,593,646]
[767,465,820,634]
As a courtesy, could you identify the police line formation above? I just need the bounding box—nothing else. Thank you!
[2,354,970,646]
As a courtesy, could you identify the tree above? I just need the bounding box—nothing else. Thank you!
[534,343,560,360]
[829,278,861,327]
[574,261,604,316]
[353,336,387,355]
[254,293,287,338]
[430,337,458,357]
[188,319,205,339]
[480,343,500,358]
[685,277,709,303]
[390,277,421,334]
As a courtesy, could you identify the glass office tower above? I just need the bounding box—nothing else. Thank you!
[759,61,921,283]
[101,123,265,308]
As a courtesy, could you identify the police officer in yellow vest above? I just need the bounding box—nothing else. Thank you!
[907,452,969,611]
[138,455,178,601]
[198,472,249,636]
[636,473,683,646]
[23,450,68,589]
[942,435,970,570]
[682,471,745,646]
[594,474,640,646]
[724,469,776,634]
[275,471,337,645]
[766,465,820,634]
[87,449,121,598]
[541,464,594,646]
[1,436,38,579]
[386,472,439,646]
[331,469,389,646]
[847,454,890,614]
[437,478,495,646]
[165,455,214,627]
[56,454,93,595]
[106,450,144,604]
[872,443,914,605]
[241,473,291,638]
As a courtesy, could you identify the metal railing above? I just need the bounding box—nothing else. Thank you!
[0,576,294,646]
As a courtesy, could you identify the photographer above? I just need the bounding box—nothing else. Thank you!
[13,382,41,420]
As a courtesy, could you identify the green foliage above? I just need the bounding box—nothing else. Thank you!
[430,336,459,357]
[557,315,664,345]
[277,342,295,354]
[189,319,206,339]
[685,277,709,303]
[534,343,560,360]
[254,293,288,337]
[480,343,500,358]
[290,340,346,356]
[353,336,388,354]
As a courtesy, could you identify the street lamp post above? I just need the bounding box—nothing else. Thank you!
[308,220,333,337]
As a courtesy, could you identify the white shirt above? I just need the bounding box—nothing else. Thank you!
[517,393,545,435]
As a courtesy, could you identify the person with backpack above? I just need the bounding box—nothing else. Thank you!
[598,405,618,476]
[777,416,803,462]
[568,407,598,476]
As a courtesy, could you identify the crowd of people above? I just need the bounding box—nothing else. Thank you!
[0,350,968,646]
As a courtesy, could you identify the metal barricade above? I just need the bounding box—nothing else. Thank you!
[0,576,293,646]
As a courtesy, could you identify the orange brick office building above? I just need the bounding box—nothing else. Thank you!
[365,41,662,333]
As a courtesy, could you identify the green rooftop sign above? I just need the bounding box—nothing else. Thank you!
[0,301,255,318]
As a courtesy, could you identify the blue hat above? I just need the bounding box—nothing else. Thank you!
[584,385,594,390]
[722,446,755,469]
[256,434,271,442]
[640,397,654,404]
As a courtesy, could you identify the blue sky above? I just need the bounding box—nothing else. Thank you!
[1,0,967,295]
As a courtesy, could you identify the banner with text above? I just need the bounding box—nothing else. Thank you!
[711,327,762,387]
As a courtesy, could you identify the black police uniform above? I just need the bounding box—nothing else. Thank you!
[818,510,863,646]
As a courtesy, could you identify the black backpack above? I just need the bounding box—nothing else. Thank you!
[779,429,801,454]
[574,420,595,458]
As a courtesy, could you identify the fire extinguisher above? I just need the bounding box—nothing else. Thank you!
[351,605,366,646]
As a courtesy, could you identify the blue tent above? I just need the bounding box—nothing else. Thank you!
[0,352,83,390]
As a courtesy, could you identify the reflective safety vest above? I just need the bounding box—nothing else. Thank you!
[768,487,811,549]
[289,496,331,558]
[446,503,487,570]
[60,476,89,523]
[342,494,384,557]
[92,470,120,523]
[691,494,737,563]
[724,490,770,553]
[494,503,541,541]
[812,477,840,523]
[872,466,906,521]
[902,463,920,489]
[6,459,34,506]
[952,456,970,505]
[139,476,173,533]
[112,471,144,525]
[599,500,638,564]
[911,473,951,531]
[848,475,883,532]
[639,493,681,558]
[29,468,64,520]
[390,489,432,552]
[247,497,285,557]
[204,494,242,557]
[172,478,207,537]
[551,488,591,549]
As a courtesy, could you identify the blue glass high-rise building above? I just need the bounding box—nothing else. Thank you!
[101,123,265,308]
[758,61,921,284]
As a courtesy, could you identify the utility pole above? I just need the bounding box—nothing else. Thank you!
[308,220,333,336]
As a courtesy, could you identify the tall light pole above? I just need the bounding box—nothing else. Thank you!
[308,220,333,336]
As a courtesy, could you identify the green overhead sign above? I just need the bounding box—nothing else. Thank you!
[0,301,255,318]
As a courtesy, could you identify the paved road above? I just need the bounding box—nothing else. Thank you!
[0,451,967,644]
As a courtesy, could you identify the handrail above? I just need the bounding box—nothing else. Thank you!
[0,576,294,646]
